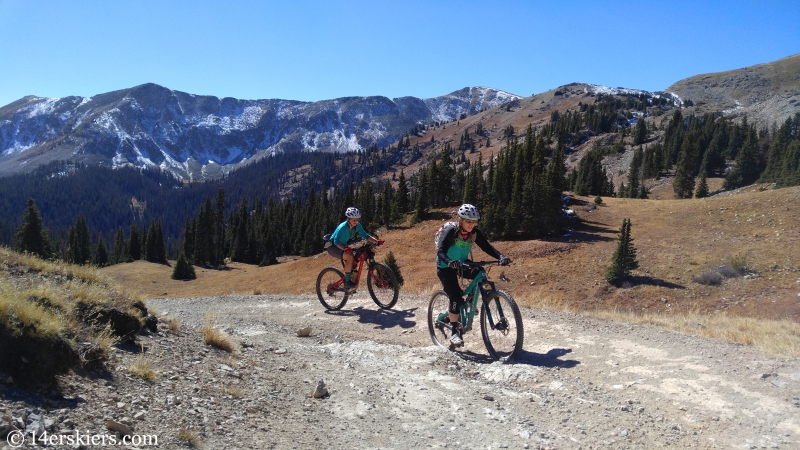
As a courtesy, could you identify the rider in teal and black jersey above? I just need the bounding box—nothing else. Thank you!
[436,204,509,346]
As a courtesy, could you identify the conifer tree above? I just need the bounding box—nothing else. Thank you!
[410,169,429,225]
[673,131,700,198]
[128,224,141,261]
[171,252,196,280]
[14,198,54,259]
[724,128,761,190]
[392,170,410,222]
[605,218,639,285]
[94,236,109,267]
[213,188,226,267]
[383,251,404,286]
[634,116,648,145]
[144,220,157,261]
[111,227,127,264]
[154,220,166,262]
[694,172,709,198]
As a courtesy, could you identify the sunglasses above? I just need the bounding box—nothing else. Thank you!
[462,219,478,224]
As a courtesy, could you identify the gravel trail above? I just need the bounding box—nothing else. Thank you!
[2,291,799,449]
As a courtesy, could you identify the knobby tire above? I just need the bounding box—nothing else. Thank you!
[366,262,400,309]
[316,267,349,310]
[479,289,523,362]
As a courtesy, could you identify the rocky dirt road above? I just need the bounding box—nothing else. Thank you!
[3,291,800,449]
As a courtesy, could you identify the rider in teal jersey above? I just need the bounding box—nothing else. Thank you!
[436,204,509,346]
[327,207,383,290]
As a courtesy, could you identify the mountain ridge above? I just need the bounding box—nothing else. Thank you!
[0,84,520,180]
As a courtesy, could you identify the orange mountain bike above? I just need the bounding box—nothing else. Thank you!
[316,241,399,310]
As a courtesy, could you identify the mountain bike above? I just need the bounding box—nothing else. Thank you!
[316,241,400,310]
[427,261,523,362]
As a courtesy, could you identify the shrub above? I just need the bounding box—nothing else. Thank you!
[693,271,723,286]
[594,196,603,205]
[730,256,752,275]
[717,265,740,278]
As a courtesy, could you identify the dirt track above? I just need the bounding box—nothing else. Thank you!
[3,289,799,449]
[141,291,800,449]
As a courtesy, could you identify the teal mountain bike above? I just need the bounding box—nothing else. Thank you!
[427,261,523,362]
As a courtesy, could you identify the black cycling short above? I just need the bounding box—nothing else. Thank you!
[437,265,479,315]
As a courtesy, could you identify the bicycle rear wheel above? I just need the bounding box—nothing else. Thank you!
[316,267,349,310]
[480,289,523,362]
[427,290,453,348]
[367,262,399,309]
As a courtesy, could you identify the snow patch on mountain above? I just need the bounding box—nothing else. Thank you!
[585,84,683,105]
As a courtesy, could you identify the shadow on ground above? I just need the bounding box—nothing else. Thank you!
[325,306,418,330]
[515,347,580,368]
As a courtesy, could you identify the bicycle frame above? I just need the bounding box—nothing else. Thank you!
[435,264,505,334]
[328,245,374,291]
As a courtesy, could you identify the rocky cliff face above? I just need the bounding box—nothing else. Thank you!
[666,53,800,128]
[0,84,519,180]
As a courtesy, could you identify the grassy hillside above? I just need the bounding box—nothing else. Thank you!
[101,185,800,357]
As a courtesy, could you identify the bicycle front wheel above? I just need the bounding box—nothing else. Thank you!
[316,267,349,310]
[480,289,523,362]
[367,262,399,309]
[427,290,453,348]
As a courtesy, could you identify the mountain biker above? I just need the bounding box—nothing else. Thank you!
[327,207,384,291]
[436,203,510,346]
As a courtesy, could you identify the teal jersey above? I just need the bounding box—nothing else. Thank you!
[331,221,371,246]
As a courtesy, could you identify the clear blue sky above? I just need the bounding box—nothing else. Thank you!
[1,0,799,107]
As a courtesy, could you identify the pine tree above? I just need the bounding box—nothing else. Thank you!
[144,220,157,261]
[605,218,639,285]
[94,236,109,267]
[128,224,141,261]
[171,252,196,280]
[213,188,226,268]
[154,220,166,263]
[694,172,709,198]
[14,198,54,259]
[111,227,127,264]
[673,131,700,198]
[634,116,648,145]
[383,251,404,286]
[410,169,429,225]
[393,170,410,222]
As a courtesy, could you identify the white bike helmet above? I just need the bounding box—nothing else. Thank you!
[457,204,480,221]
[345,207,361,219]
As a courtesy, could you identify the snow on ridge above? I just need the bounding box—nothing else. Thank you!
[586,84,683,105]
[585,84,652,97]
[22,97,61,120]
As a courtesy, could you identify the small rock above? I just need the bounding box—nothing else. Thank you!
[133,411,145,421]
[483,395,495,401]
[312,380,328,399]
[104,419,133,436]
[296,327,312,337]
[275,348,287,355]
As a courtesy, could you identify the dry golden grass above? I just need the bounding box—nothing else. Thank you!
[1,247,145,367]
[222,386,244,398]
[200,313,239,353]
[129,351,157,381]
[176,428,202,447]
[101,185,800,358]
[0,278,62,337]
